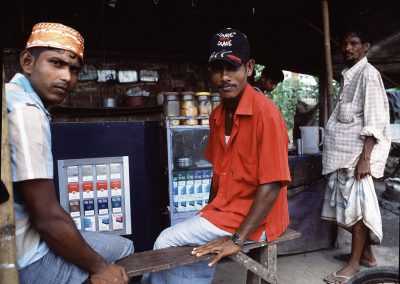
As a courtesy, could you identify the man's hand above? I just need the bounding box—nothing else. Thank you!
[89,263,129,284]
[355,157,371,180]
[191,236,241,267]
[190,182,282,267]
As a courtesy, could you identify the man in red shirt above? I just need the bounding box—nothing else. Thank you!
[142,28,290,284]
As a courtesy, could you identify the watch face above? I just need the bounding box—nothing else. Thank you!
[232,233,244,246]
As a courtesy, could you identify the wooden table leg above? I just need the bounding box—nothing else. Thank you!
[245,244,277,284]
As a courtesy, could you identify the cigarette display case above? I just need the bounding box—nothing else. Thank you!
[164,117,212,225]
[57,156,131,235]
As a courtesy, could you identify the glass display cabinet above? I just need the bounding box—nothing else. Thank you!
[164,117,212,225]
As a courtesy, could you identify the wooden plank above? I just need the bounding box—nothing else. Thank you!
[116,229,301,278]
[116,246,216,277]
[241,229,301,252]
[0,67,18,283]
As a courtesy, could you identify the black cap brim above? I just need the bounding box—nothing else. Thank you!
[208,50,245,68]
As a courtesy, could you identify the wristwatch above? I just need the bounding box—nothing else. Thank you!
[231,233,245,247]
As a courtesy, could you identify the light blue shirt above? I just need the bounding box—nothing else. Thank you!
[6,73,51,268]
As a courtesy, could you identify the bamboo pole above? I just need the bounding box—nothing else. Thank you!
[322,0,334,117]
[0,67,19,283]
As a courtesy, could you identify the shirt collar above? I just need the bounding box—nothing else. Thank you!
[236,83,253,115]
[342,56,368,82]
[10,73,51,118]
[253,86,263,93]
[213,83,254,126]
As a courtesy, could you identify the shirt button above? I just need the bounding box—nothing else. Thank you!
[222,172,226,176]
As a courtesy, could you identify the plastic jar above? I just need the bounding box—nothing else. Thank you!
[163,92,180,125]
[180,92,198,125]
[211,93,221,111]
[196,92,211,125]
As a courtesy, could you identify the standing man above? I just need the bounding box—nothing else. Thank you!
[322,26,391,284]
[253,66,284,95]
[6,22,133,284]
[142,28,290,283]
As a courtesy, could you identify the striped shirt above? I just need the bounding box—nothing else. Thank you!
[322,57,391,178]
[6,73,51,268]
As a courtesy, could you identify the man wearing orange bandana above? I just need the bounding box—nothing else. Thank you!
[6,23,133,284]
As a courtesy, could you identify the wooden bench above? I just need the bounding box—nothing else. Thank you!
[116,229,301,284]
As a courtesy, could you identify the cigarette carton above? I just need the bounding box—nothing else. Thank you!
[194,170,203,210]
[177,172,187,212]
[186,171,195,211]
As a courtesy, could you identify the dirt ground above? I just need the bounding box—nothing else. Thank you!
[212,180,400,284]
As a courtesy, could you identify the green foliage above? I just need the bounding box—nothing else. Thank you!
[254,65,341,142]
[333,80,341,104]
[253,64,265,82]
[269,75,319,141]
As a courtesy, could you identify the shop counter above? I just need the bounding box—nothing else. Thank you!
[279,153,336,254]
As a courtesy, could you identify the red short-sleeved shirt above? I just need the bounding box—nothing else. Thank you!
[199,83,291,242]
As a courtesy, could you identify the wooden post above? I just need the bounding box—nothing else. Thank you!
[319,74,328,127]
[0,67,19,283]
[244,245,278,284]
[322,0,334,117]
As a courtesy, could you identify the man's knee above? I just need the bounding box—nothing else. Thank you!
[97,235,134,260]
[123,238,134,256]
[153,227,174,249]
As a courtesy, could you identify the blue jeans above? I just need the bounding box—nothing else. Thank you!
[141,215,232,284]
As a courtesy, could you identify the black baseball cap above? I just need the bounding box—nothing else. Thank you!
[208,28,250,67]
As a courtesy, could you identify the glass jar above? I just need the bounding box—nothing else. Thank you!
[163,92,180,125]
[196,92,211,125]
[211,93,221,111]
[180,92,198,125]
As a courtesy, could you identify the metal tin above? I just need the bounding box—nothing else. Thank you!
[175,157,192,169]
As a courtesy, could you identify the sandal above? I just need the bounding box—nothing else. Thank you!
[324,271,352,284]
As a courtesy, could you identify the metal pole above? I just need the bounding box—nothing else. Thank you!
[0,66,19,284]
[322,0,334,117]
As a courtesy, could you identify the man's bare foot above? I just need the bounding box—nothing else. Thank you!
[334,253,377,268]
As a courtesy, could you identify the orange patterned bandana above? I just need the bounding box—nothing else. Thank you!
[26,22,84,60]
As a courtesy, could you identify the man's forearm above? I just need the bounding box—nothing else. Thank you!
[20,179,108,275]
[361,136,376,161]
[355,136,376,179]
[235,182,281,241]
[36,210,108,274]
